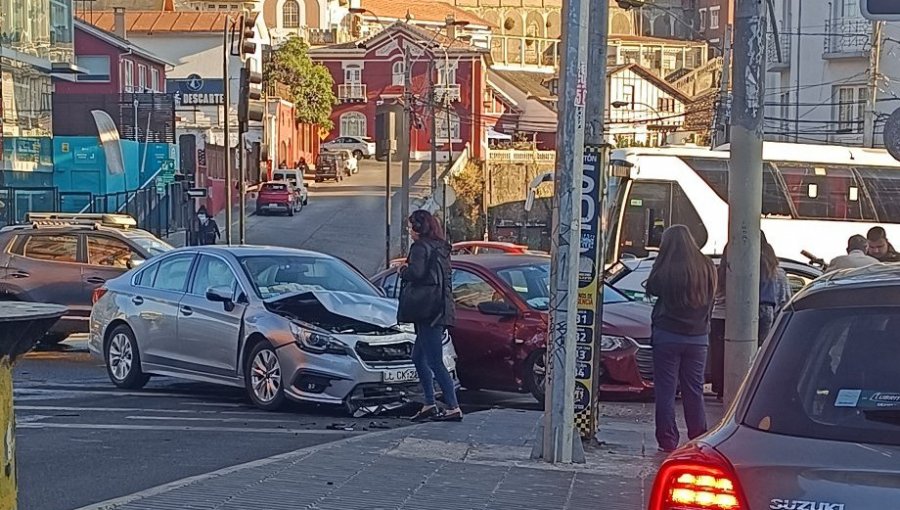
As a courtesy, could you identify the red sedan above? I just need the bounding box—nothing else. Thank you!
[451,241,544,255]
[371,254,653,402]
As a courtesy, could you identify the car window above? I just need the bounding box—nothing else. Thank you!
[134,262,160,287]
[151,254,195,292]
[87,235,141,268]
[21,235,78,263]
[125,234,172,257]
[190,255,238,298]
[745,307,900,447]
[451,270,502,309]
[497,265,548,310]
[239,255,377,299]
[381,272,400,299]
[261,183,289,192]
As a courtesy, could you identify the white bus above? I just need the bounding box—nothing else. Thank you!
[604,142,900,263]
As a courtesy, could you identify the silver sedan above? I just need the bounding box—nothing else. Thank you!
[89,246,458,413]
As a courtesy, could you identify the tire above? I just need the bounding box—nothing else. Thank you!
[39,333,69,346]
[245,341,286,411]
[303,197,309,206]
[524,348,547,404]
[352,150,363,160]
[104,325,150,390]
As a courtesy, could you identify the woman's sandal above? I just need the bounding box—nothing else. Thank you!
[410,406,439,422]
[432,409,463,422]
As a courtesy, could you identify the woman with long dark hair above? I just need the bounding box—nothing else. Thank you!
[646,225,717,452]
[397,210,461,422]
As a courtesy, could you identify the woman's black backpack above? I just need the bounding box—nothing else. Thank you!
[397,243,444,324]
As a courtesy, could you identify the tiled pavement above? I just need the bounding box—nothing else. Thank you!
[78,403,725,510]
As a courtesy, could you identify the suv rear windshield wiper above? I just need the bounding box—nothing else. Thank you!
[863,409,900,426]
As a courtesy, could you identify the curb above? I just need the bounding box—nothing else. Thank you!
[71,426,407,510]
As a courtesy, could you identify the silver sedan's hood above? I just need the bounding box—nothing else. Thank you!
[265,290,400,330]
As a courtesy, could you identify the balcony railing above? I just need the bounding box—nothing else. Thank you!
[767,32,791,69]
[486,149,556,163]
[824,17,871,56]
[338,84,367,102]
[434,84,461,103]
[490,35,560,69]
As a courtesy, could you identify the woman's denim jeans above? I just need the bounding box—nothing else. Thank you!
[653,342,708,451]
[413,322,458,408]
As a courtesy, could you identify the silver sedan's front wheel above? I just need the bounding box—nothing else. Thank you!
[105,325,150,389]
[245,342,286,411]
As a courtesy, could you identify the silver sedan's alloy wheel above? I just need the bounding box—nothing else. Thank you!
[250,349,282,403]
[108,333,133,381]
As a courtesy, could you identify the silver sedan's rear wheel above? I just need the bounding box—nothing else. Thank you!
[245,341,286,411]
[105,325,150,389]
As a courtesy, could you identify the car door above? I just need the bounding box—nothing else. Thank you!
[82,233,146,303]
[177,254,245,378]
[449,268,519,391]
[2,233,85,311]
[132,253,197,370]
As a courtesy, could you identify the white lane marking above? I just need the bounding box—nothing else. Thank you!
[72,427,400,510]
[18,422,364,435]
[16,415,50,424]
[124,415,306,424]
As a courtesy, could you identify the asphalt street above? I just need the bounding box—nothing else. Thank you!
[12,159,462,510]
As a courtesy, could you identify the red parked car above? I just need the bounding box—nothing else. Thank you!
[371,254,653,402]
[256,181,304,216]
[451,241,544,255]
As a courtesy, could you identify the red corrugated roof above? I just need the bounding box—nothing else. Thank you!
[78,10,240,33]
[360,0,493,28]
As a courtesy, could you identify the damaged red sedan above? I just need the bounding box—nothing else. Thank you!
[371,254,653,402]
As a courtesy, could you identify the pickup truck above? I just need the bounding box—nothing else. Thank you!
[256,181,303,216]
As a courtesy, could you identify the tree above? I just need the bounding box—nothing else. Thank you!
[265,36,336,131]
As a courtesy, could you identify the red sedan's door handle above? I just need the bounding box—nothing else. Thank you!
[180,306,193,316]
[132,296,144,305]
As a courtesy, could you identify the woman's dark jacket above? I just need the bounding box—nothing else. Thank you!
[398,238,456,326]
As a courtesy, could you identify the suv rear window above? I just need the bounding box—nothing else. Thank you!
[261,183,288,192]
[745,308,900,446]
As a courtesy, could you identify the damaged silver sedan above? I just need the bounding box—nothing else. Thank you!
[89,246,458,413]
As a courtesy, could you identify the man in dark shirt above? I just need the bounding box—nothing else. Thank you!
[866,226,900,263]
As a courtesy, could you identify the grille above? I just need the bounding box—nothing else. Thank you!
[355,341,414,366]
[635,343,654,382]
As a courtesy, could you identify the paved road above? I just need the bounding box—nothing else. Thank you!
[13,159,436,510]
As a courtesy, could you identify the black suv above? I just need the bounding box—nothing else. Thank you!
[0,213,172,344]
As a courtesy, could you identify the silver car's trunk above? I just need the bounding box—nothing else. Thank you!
[716,425,900,510]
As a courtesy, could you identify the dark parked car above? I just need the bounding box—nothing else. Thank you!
[0,213,172,344]
[372,254,653,402]
[314,152,341,183]
[649,263,900,510]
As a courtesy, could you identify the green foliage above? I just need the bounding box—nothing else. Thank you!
[447,160,486,242]
[265,36,336,131]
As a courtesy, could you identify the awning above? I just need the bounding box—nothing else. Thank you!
[487,126,512,140]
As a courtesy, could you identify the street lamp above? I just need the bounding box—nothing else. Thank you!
[611,100,676,145]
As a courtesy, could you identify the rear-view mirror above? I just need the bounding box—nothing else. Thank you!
[477,301,518,317]
[206,286,235,311]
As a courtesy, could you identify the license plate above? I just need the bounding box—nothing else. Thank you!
[382,368,418,383]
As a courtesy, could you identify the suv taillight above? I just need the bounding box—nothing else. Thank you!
[92,287,108,305]
[649,443,746,510]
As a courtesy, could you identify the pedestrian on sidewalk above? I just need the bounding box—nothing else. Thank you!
[196,206,220,246]
[826,234,880,273]
[397,210,461,422]
[645,225,716,452]
[710,232,790,399]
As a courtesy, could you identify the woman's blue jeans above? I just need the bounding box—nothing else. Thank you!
[413,322,458,408]
[653,342,708,451]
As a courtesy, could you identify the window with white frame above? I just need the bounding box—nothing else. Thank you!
[392,61,405,86]
[436,111,461,140]
[622,85,635,108]
[283,0,301,28]
[138,64,147,91]
[75,55,110,82]
[709,6,720,30]
[123,60,134,92]
[834,85,868,133]
[699,8,707,30]
[340,112,367,137]
[344,65,362,84]
[437,62,457,85]
[150,68,160,92]
[657,97,675,113]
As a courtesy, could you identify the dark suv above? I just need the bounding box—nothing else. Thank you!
[0,213,172,344]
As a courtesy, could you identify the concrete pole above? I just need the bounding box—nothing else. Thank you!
[385,138,393,267]
[724,0,766,406]
[429,62,438,196]
[583,0,609,439]
[238,129,246,245]
[223,17,233,245]
[541,0,590,463]
[400,48,412,254]
[863,21,883,148]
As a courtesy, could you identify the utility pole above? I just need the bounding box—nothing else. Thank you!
[385,136,393,267]
[724,0,766,406]
[713,24,733,147]
[863,20,883,148]
[223,17,233,245]
[429,61,438,196]
[577,0,610,440]
[535,0,590,464]
[400,47,412,254]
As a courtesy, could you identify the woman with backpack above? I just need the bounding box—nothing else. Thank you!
[645,225,717,452]
[397,210,461,422]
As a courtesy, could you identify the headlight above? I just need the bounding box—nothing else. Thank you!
[600,335,630,352]
[291,323,350,355]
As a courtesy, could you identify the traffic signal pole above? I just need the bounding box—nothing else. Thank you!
[724,0,766,406]
[222,17,233,245]
[535,0,590,464]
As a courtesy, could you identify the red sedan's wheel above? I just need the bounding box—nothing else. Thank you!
[525,348,547,404]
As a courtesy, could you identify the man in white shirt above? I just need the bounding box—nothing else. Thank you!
[827,235,880,273]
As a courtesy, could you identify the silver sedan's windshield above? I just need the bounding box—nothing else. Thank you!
[238,255,377,299]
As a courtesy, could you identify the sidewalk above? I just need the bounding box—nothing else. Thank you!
[166,194,257,248]
[77,403,724,510]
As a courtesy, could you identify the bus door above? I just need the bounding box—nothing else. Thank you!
[618,180,708,259]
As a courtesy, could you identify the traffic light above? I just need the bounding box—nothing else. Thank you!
[238,61,264,124]
[239,11,260,57]
[861,0,900,20]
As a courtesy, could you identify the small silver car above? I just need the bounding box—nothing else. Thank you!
[89,246,458,413]
[648,264,900,510]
